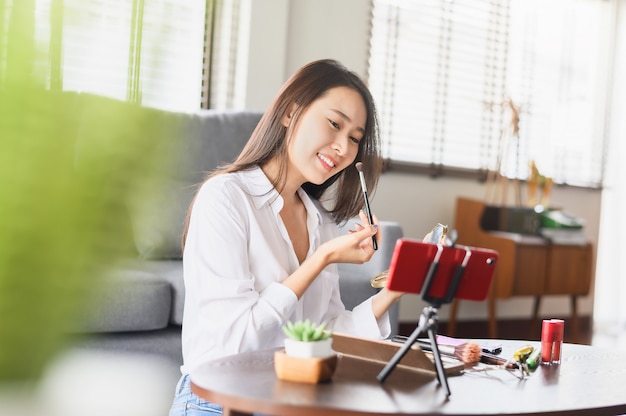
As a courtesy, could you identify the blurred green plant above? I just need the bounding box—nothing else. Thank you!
[0,2,174,382]
[282,320,333,342]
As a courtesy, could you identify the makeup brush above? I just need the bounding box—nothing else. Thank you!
[480,350,519,369]
[392,336,482,364]
[421,340,482,364]
[355,162,378,250]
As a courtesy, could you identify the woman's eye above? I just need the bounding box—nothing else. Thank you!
[329,118,360,144]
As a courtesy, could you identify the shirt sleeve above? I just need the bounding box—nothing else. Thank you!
[329,296,392,340]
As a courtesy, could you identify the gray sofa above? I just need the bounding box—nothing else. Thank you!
[70,93,403,375]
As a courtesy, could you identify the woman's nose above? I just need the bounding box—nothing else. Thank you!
[332,134,350,156]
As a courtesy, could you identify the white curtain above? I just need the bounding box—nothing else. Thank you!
[594,0,626,333]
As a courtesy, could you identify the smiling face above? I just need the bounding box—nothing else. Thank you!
[284,86,367,187]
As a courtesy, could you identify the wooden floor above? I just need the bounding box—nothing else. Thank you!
[398,316,593,345]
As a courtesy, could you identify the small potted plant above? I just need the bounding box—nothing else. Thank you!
[282,320,333,358]
[275,319,337,383]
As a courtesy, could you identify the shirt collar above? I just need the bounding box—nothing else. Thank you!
[239,166,323,227]
[238,166,278,210]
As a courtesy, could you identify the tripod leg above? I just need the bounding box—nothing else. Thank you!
[377,315,427,383]
[427,327,451,398]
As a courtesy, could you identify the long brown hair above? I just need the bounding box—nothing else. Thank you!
[182,59,382,249]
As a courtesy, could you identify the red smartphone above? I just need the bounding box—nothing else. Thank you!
[385,238,498,301]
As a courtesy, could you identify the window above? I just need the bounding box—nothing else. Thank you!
[207,0,250,109]
[4,0,208,112]
[369,0,613,188]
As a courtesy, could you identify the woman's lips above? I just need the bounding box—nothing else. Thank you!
[317,153,336,172]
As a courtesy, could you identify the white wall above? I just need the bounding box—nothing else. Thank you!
[244,0,601,323]
[243,0,291,110]
[242,0,372,110]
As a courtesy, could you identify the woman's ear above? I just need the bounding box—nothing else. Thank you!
[281,103,298,127]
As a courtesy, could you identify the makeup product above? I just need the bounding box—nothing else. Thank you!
[512,345,534,378]
[432,335,516,368]
[391,335,481,364]
[481,342,503,355]
[513,345,534,364]
[355,162,377,250]
[526,347,541,371]
[480,351,519,370]
[541,318,565,365]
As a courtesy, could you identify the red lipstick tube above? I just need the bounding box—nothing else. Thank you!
[541,319,565,365]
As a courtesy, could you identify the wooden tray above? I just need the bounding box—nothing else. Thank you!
[331,333,464,376]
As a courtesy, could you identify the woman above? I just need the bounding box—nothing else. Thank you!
[169,59,404,415]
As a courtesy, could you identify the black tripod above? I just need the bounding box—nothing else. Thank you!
[377,245,472,398]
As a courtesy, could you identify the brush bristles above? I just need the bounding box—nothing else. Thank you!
[454,342,482,364]
[355,161,368,193]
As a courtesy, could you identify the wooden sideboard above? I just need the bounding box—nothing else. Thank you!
[449,197,593,341]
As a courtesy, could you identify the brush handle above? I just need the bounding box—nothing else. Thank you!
[362,190,378,250]
[391,336,455,357]
[416,339,455,357]
[481,351,518,369]
[356,167,377,251]
[392,335,517,368]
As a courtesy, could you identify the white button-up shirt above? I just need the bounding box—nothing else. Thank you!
[180,166,390,375]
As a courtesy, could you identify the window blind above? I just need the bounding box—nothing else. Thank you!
[208,0,249,110]
[138,0,206,109]
[368,0,612,188]
[12,0,207,111]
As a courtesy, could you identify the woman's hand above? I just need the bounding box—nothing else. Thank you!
[321,210,381,265]
[284,211,380,298]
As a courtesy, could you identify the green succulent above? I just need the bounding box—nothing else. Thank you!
[282,319,332,342]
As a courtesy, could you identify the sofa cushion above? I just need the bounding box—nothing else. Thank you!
[130,178,196,260]
[137,260,185,326]
[78,270,172,333]
[131,110,263,260]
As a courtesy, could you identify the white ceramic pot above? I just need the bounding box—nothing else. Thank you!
[283,338,333,359]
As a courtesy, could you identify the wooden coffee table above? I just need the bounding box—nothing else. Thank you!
[191,339,626,416]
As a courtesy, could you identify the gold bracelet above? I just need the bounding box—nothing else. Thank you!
[369,270,389,288]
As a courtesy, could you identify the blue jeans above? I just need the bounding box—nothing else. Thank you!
[168,374,223,416]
